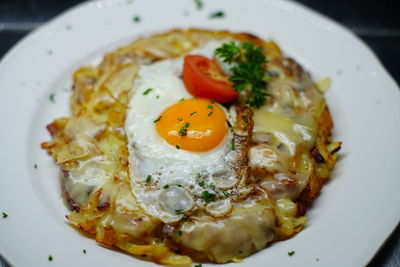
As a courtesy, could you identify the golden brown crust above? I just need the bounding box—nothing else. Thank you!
[297,107,341,215]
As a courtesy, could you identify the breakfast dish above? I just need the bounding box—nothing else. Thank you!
[41,29,341,265]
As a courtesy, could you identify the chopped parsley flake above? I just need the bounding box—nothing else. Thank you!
[48,255,53,261]
[226,119,232,128]
[83,249,87,254]
[207,105,214,109]
[231,140,236,150]
[175,209,183,213]
[209,184,216,189]
[164,184,170,189]
[2,212,8,218]
[133,16,141,23]
[146,175,151,183]
[208,111,214,116]
[196,173,201,178]
[142,88,153,95]
[223,191,229,197]
[194,0,203,9]
[190,111,197,116]
[156,95,160,99]
[209,10,225,19]
[49,93,55,103]
[201,190,216,203]
[179,122,190,136]
[175,144,181,149]
[177,117,183,121]
[198,181,205,186]
[153,116,162,123]
[194,264,203,267]
[179,98,185,102]
[34,163,38,169]
[179,127,187,136]
[288,251,295,256]
[178,230,183,236]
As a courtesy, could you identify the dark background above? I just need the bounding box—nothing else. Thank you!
[0,0,399,266]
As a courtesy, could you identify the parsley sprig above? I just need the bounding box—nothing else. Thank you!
[215,41,269,108]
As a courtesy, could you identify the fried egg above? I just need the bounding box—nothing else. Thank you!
[125,41,241,223]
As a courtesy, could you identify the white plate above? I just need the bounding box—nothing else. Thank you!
[0,0,399,266]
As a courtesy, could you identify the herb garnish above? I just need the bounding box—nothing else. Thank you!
[2,212,8,218]
[146,175,151,182]
[175,144,181,149]
[34,164,38,169]
[201,190,216,203]
[194,263,203,267]
[215,41,269,108]
[198,181,205,187]
[153,116,162,123]
[223,191,229,197]
[196,173,202,179]
[209,10,225,19]
[177,117,183,121]
[190,111,197,116]
[210,99,215,104]
[194,0,203,10]
[209,184,216,189]
[164,184,170,189]
[133,16,141,23]
[231,140,236,150]
[179,122,190,136]
[49,93,55,103]
[142,88,153,95]
[48,255,53,261]
[288,251,295,256]
[175,209,183,214]
[226,119,232,128]
[207,105,214,109]
[208,111,214,117]
[83,249,87,254]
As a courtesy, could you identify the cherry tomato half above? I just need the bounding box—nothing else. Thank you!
[183,55,237,103]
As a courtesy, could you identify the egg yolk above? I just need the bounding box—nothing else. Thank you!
[156,99,228,152]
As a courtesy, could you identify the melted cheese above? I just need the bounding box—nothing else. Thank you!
[250,62,325,201]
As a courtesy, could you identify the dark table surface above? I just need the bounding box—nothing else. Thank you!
[0,0,399,266]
